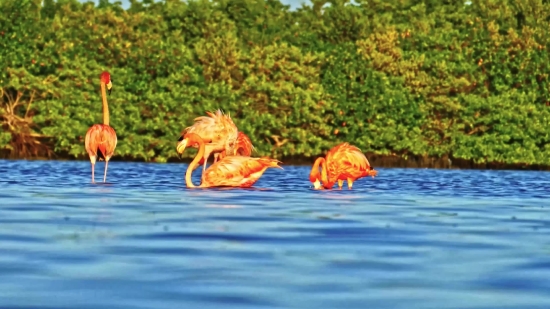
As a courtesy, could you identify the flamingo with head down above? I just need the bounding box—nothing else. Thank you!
[84,71,117,183]
[177,132,281,188]
[178,109,238,181]
[309,142,377,190]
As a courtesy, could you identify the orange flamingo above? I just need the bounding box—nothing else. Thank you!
[177,132,281,188]
[178,109,238,180]
[84,71,117,183]
[217,131,254,160]
[309,143,377,190]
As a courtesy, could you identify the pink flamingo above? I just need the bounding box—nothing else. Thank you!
[84,71,117,183]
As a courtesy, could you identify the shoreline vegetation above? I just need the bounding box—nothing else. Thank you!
[2,0,550,171]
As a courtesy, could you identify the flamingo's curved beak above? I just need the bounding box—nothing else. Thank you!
[106,80,113,95]
[176,138,188,158]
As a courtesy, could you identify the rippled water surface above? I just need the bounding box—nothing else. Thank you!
[1,159,550,309]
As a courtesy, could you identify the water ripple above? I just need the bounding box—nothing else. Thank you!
[0,159,550,308]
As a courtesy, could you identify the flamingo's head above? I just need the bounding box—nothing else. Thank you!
[309,170,321,188]
[309,157,325,189]
[234,132,253,156]
[100,71,113,95]
[368,166,378,178]
[176,132,202,157]
[233,144,248,156]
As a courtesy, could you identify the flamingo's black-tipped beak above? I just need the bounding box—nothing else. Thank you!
[176,138,188,159]
[107,80,113,96]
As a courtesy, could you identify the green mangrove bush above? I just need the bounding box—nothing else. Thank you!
[1,0,549,168]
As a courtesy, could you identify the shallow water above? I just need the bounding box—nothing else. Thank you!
[1,159,550,309]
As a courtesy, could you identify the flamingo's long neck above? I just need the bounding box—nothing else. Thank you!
[319,158,335,189]
[100,82,110,126]
[185,134,205,188]
[310,157,324,180]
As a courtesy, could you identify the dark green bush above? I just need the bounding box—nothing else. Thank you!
[1,0,549,168]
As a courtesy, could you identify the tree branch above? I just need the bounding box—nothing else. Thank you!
[25,90,36,119]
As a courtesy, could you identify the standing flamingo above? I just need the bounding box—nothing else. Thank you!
[178,109,238,180]
[309,143,377,190]
[84,71,117,183]
[177,132,281,188]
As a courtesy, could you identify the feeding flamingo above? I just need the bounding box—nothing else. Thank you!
[178,109,238,181]
[177,132,281,188]
[84,71,117,183]
[309,142,377,190]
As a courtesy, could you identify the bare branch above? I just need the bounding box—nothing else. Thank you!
[4,90,24,116]
[271,135,288,148]
[4,88,14,106]
[467,127,481,135]
[12,91,23,113]
[25,90,36,119]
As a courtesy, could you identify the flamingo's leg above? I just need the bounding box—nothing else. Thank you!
[91,163,95,183]
[347,178,354,190]
[201,148,213,183]
[201,157,208,183]
[103,160,109,183]
[337,179,343,189]
[90,155,97,183]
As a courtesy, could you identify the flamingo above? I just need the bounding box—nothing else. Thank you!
[217,131,255,160]
[309,143,378,190]
[177,132,282,188]
[84,71,117,183]
[178,109,238,181]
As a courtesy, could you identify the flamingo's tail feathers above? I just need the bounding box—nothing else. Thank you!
[259,157,283,169]
[97,144,107,159]
[368,169,378,177]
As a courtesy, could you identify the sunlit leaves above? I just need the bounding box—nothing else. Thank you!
[2,0,550,168]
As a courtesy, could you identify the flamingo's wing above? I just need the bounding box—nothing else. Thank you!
[325,143,348,180]
[337,145,371,178]
[203,156,275,187]
[99,125,117,158]
[222,119,239,154]
[182,115,220,142]
[203,157,254,184]
[182,109,238,149]
[326,143,371,180]
[85,124,117,160]
[85,125,100,157]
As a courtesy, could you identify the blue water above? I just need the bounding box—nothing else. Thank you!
[1,159,550,309]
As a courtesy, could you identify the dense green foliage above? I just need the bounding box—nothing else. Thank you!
[1,0,550,168]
